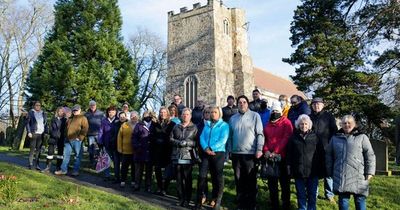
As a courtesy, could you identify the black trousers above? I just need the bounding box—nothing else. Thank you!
[120,154,134,182]
[196,152,225,206]
[29,134,43,166]
[175,164,193,203]
[267,159,291,210]
[134,161,152,190]
[232,154,259,209]
[56,139,64,170]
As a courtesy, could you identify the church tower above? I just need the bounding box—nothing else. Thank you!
[166,0,254,108]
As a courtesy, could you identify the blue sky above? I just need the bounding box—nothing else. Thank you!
[118,0,301,79]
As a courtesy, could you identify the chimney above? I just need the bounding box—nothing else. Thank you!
[180,7,188,13]
[207,0,213,6]
[193,3,201,9]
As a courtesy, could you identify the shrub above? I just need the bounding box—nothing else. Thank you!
[0,174,18,206]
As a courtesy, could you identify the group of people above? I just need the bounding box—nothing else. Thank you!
[25,90,376,210]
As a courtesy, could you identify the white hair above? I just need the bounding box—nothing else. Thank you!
[295,114,313,130]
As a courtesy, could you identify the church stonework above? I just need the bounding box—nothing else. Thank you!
[166,0,254,108]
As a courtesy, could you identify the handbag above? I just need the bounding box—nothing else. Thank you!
[190,149,202,164]
[96,149,111,173]
[260,159,280,179]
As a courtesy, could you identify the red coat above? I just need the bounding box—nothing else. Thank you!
[263,116,293,158]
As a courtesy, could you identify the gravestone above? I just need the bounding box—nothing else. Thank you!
[370,139,391,176]
[0,131,4,145]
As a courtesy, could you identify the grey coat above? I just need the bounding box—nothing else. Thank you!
[326,129,376,196]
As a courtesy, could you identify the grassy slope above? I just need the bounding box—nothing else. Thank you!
[1,146,400,209]
[0,162,158,210]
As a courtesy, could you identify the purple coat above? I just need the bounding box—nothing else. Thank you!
[98,117,119,150]
[132,122,152,162]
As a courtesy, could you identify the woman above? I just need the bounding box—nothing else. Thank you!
[196,106,211,205]
[279,95,290,117]
[170,108,198,207]
[195,106,229,210]
[132,111,154,192]
[287,114,324,210]
[117,111,138,187]
[263,104,293,210]
[26,101,48,170]
[150,107,176,195]
[98,105,119,181]
[42,107,65,172]
[326,115,375,210]
[168,105,181,125]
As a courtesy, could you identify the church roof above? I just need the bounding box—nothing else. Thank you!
[253,67,307,99]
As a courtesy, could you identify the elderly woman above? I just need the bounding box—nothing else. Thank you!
[170,107,198,207]
[287,114,324,210]
[150,107,176,195]
[263,104,293,210]
[117,111,138,188]
[195,105,229,210]
[326,115,376,210]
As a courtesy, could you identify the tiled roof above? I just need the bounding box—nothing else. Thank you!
[253,67,307,99]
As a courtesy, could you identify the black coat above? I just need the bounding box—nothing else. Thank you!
[222,105,238,122]
[150,120,176,167]
[287,130,325,178]
[170,123,197,162]
[309,110,338,150]
[49,117,65,145]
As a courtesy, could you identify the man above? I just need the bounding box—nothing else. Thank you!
[258,99,271,128]
[222,95,238,123]
[172,94,186,116]
[309,97,338,203]
[288,95,311,127]
[228,95,264,210]
[84,100,104,166]
[249,89,262,112]
[26,101,48,170]
[191,100,205,125]
[55,105,89,176]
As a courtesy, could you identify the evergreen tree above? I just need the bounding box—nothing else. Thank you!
[283,0,391,131]
[26,0,138,111]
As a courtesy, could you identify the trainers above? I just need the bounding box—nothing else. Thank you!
[71,171,79,176]
[55,170,67,175]
[41,167,50,173]
[120,182,125,188]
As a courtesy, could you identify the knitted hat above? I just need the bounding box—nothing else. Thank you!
[271,104,282,114]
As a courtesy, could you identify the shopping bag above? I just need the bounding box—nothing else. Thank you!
[96,149,111,173]
[259,159,280,179]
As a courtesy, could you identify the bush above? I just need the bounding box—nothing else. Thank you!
[0,174,18,206]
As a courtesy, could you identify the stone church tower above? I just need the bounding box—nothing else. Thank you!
[166,0,254,108]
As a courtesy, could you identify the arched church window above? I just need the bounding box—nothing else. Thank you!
[184,75,198,108]
[223,19,229,35]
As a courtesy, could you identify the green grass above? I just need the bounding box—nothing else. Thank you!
[1,146,400,209]
[0,162,158,210]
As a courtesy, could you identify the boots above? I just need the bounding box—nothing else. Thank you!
[42,160,51,173]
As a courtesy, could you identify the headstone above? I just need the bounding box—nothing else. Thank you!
[370,139,391,176]
[0,131,4,145]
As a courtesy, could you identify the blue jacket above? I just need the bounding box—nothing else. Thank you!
[26,110,48,134]
[200,119,229,152]
[258,108,271,128]
[288,100,311,126]
[84,109,104,136]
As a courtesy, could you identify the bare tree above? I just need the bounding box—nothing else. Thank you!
[127,27,167,111]
[0,0,53,127]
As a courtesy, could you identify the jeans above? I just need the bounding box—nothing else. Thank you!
[87,136,97,164]
[338,193,366,210]
[29,134,43,166]
[232,154,259,209]
[295,177,319,210]
[60,140,83,173]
